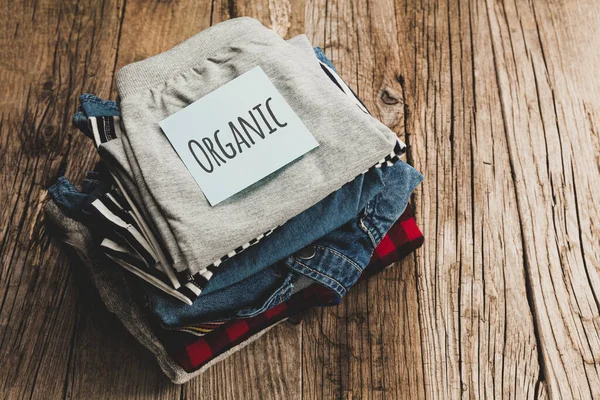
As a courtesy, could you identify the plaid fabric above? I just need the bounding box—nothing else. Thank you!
[361,207,424,278]
[163,205,423,372]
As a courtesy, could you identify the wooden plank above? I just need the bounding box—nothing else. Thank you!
[63,283,180,399]
[483,0,600,397]
[396,0,544,398]
[184,323,302,400]
[108,0,214,91]
[302,0,426,399]
[304,0,550,399]
[0,1,181,399]
[0,0,133,398]
[1,0,600,398]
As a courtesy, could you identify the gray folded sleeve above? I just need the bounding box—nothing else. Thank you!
[103,17,399,275]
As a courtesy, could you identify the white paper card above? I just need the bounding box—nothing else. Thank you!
[159,66,319,205]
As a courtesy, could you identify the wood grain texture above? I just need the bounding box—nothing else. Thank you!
[1,0,599,399]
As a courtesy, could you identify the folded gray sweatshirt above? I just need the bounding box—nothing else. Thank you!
[104,17,399,275]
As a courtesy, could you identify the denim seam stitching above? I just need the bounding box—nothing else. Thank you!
[244,288,281,316]
[278,285,287,304]
[290,258,346,293]
[237,276,293,318]
[237,300,270,318]
[312,245,362,273]
[359,218,379,248]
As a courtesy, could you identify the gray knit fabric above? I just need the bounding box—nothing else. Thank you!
[105,18,399,274]
[44,201,287,384]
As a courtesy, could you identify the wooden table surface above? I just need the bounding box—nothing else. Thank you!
[2,0,600,399]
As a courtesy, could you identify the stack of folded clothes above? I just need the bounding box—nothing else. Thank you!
[45,17,424,383]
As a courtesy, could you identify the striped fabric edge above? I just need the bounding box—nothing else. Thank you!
[102,240,193,305]
[89,198,157,268]
[88,116,185,291]
[108,165,184,289]
[88,116,182,279]
[90,194,202,304]
[89,116,122,146]
[318,62,370,114]
[100,236,201,304]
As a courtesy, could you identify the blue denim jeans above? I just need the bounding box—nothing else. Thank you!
[150,159,423,327]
